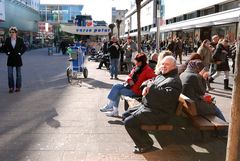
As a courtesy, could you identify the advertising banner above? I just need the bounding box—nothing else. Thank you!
[0,0,5,21]
[61,25,111,36]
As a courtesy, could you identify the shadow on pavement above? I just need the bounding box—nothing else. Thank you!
[82,77,114,89]
[142,128,228,161]
[0,108,60,160]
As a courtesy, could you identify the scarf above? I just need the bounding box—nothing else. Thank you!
[131,63,147,83]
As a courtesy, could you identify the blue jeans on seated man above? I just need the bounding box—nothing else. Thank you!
[102,83,137,116]
[8,66,22,89]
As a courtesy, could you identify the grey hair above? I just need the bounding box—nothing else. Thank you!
[155,55,176,75]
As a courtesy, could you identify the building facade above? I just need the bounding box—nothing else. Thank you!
[0,0,40,45]
[124,0,239,45]
[124,0,161,39]
[155,0,240,44]
[39,4,83,24]
[112,7,128,38]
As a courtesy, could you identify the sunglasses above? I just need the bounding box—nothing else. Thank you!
[9,32,16,34]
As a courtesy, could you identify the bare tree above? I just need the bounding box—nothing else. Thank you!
[116,19,122,40]
[135,0,143,52]
[226,16,240,161]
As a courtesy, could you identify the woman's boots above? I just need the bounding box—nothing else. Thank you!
[224,79,232,90]
[209,77,232,90]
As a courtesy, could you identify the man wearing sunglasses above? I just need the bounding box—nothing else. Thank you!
[2,26,27,93]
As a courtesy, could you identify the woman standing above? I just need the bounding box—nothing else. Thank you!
[209,39,232,90]
[2,27,27,93]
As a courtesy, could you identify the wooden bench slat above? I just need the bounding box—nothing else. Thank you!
[202,115,229,129]
[191,116,216,130]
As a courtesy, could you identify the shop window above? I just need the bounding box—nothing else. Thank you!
[200,7,215,16]
[187,12,197,19]
[219,0,240,11]
[176,16,183,22]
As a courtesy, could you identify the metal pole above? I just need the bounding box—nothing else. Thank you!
[45,5,47,22]
[156,2,160,53]
[58,5,60,23]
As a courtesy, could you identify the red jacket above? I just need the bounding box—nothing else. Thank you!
[126,64,156,96]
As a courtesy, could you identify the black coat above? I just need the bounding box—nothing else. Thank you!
[180,68,216,115]
[108,41,120,59]
[3,37,27,66]
[212,43,230,71]
[132,68,182,124]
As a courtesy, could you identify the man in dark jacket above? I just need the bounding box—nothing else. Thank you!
[108,36,121,79]
[124,56,182,154]
[2,26,27,93]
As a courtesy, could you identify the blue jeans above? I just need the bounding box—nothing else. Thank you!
[110,58,119,78]
[215,106,226,121]
[108,84,137,108]
[8,66,22,89]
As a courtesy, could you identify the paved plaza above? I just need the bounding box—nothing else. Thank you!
[0,48,238,161]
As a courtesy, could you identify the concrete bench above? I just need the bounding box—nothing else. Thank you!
[122,94,229,135]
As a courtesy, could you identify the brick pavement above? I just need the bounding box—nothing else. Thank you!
[0,48,238,161]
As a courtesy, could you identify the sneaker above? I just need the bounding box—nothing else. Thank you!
[15,88,21,92]
[106,110,119,117]
[100,105,113,112]
[9,88,14,93]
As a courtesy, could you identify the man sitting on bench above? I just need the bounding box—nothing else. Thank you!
[123,56,182,154]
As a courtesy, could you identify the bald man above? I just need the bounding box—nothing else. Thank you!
[124,56,182,154]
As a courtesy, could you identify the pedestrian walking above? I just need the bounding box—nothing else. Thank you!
[174,37,183,64]
[108,36,121,80]
[209,39,232,90]
[2,26,27,93]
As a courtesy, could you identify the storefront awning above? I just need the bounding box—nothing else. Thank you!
[150,8,240,33]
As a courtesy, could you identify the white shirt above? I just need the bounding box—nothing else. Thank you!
[11,38,16,49]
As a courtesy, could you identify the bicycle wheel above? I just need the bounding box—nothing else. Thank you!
[67,68,73,83]
[83,67,88,78]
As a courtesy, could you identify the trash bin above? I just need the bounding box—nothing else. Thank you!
[48,47,53,55]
